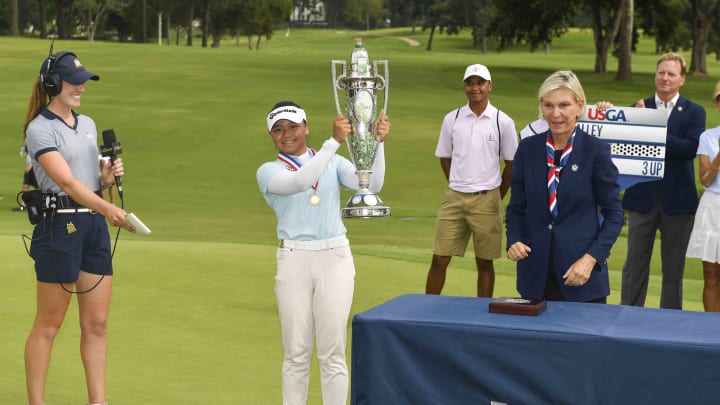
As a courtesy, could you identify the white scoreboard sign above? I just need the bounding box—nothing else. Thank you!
[578,106,667,190]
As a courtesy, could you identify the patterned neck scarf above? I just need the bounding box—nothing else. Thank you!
[277,148,319,193]
[546,131,575,219]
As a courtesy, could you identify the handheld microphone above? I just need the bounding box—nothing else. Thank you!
[101,129,124,199]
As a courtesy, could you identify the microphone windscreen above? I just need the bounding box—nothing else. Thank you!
[102,129,117,145]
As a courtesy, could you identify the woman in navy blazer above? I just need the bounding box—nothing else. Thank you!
[506,71,624,303]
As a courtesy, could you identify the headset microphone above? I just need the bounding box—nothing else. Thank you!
[101,129,124,199]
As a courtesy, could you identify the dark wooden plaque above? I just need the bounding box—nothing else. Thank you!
[489,297,547,316]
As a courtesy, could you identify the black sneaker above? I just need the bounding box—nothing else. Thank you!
[12,205,25,211]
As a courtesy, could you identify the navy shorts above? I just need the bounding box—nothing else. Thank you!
[30,213,113,283]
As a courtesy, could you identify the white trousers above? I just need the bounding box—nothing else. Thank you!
[275,244,355,405]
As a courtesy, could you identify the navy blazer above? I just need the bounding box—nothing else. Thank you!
[506,129,624,302]
[622,96,705,214]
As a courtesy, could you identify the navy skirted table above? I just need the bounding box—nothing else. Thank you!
[351,294,720,405]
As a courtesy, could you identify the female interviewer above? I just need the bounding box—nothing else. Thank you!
[257,101,390,404]
[506,70,624,303]
[23,50,134,405]
[686,81,720,311]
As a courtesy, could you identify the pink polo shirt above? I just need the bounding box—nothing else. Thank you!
[435,102,518,193]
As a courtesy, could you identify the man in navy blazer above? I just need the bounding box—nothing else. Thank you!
[621,53,706,309]
[506,70,624,303]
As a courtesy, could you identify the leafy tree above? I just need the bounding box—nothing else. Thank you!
[635,0,691,53]
[3,0,42,36]
[422,0,449,51]
[207,0,244,47]
[709,2,720,60]
[110,0,172,42]
[155,0,194,45]
[469,0,494,51]
[344,0,385,30]
[385,0,430,34]
[689,0,720,75]
[141,0,147,42]
[255,0,293,49]
[236,0,257,49]
[105,0,145,42]
[384,0,414,29]
[491,0,576,53]
[615,0,633,80]
[423,0,479,51]
[76,0,127,42]
[10,0,19,35]
[54,0,77,38]
[185,0,197,45]
[237,0,292,50]
[38,0,48,38]
[580,0,625,74]
[143,0,176,44]
[322,0,348,28]
[201,0,210,47]
[0,1,10,35]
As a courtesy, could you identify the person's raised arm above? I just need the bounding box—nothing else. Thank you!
[268,114,353,195]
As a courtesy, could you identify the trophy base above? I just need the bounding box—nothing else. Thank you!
[342,192,391,218]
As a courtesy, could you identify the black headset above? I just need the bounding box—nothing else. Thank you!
[40,46,76,97]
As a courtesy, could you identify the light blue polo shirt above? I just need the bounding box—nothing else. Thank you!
[257,150,355,241]
[25,109,101,194]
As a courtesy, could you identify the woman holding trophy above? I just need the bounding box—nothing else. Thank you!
[256,101,390,404]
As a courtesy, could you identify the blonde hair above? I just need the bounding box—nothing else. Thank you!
[713,80,720,102]
[657,52,687,76]
[538,70,586,104]
[22,77,50,139]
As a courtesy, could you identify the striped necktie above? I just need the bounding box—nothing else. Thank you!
[546,131,575,220]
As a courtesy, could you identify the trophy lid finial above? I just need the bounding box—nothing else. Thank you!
[354,37,363,47]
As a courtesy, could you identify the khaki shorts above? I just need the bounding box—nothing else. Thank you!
[433,187,502,259]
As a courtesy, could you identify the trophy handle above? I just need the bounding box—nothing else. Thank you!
[331,60,348,116]
[374,60,389,115]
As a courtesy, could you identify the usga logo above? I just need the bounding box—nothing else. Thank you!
[586,108,628,122]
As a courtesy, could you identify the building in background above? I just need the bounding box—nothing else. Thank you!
[290,2,326,27]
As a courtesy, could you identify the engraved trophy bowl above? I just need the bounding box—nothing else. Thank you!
[331,38,391,218]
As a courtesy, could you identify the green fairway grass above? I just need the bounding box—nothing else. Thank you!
[0,27,714,403]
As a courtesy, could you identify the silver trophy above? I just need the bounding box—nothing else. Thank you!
[332,38,390,218]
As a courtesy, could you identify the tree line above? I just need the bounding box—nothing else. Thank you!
[3,0,294,49]
[3,0,720,76]
[385,0,720,77]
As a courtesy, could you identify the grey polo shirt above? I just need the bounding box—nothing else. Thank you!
[26,109,101,195]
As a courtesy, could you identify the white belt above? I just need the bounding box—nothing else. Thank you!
[278,236,349,250]
[56,208,95,214]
